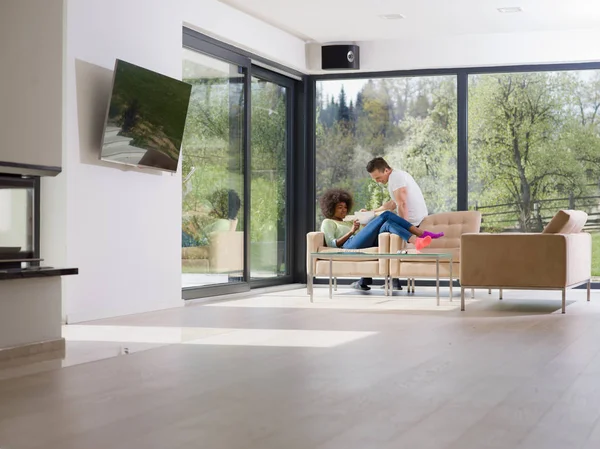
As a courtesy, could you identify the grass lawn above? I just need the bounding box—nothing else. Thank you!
[592,233,600,278]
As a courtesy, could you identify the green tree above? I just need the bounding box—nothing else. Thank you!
[337,86,350,122]
[469,73,589,231]
[315,77,459,225]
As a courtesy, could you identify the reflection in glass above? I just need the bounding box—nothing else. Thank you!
[250,76,288,279]
[181,48,245,288]
[101,60,192,172]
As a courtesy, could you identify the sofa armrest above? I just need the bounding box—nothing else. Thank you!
[565,232,592,285]
[307,232,325,275]
[460,233,590,288]
[389,234,406,271]
[378,232,391,274]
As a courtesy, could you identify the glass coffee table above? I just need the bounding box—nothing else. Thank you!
[308,251,454,306]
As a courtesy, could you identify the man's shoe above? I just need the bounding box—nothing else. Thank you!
[380,279,403,290]
[350,281,371,291]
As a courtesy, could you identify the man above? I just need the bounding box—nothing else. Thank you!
[351,157,430,291]
[367,157,428,225]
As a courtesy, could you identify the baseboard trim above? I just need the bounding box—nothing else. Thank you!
[0,338,65,363]
[185,283,305,306]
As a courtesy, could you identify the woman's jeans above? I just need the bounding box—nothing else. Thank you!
[343,211,416,288]
[342,211,414,249]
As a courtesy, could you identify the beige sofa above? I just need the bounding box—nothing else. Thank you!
[389,211,482,290]
[306,232,390,282]
[460,210,592,313]
[182,219,243,274]
[306,211,481,291]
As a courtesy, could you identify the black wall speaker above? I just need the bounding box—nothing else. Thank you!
[321,44,360,70]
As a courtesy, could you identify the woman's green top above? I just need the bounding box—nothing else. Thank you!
[321,218,362,248]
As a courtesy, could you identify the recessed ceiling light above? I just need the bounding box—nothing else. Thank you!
[497,6,523,13]
[379,14,405,20]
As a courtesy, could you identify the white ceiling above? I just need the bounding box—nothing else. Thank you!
[218,0,600,43]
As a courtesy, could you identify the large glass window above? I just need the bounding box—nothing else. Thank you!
[250,75,288,280]
[315,76,457,226]
[468,70,600,276]
[181,48,245,288]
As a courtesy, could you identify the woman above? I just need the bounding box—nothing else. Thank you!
[319,188,443,252]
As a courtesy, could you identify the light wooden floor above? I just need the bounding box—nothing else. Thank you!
[2,287,600,449]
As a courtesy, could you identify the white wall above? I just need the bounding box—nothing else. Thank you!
[60,0,306,322]
[307,29,600,73]
[0,0,63,169]
[0,278,62,348]
[179,0,306,71]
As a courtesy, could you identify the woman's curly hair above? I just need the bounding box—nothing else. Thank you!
[319,188,354,219]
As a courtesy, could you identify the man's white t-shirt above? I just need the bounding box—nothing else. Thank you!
[387,169,428,225]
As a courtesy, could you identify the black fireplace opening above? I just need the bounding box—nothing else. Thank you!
[0,175,40,270]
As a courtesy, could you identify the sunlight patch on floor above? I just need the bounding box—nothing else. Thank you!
[62,325,376,348]
[183,329,376,347]
[204,287,476,311]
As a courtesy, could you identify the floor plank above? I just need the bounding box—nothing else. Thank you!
[1,287,600,449]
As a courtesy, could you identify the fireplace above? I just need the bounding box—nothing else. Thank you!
[0,175,40,270]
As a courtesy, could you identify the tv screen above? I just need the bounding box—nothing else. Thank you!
[100,59,192,172]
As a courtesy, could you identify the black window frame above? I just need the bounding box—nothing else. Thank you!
[248,66,297,288]
[309,62,600,288]
[182,27,308,299]
[309,61,600,219]
[183,28,600,291]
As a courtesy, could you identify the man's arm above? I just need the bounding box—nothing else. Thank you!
[373,200,396,213]
[393,187,408,218]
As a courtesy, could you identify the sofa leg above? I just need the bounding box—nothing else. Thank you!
[471,288,474,299]
[461,287,465,311]
[588,280,591,302]
[499,289,503,300]
[562,288,566,314]
[488,288,491,295]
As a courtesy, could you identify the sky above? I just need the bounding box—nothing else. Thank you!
[317,79,368,106]
[316,70,598,108]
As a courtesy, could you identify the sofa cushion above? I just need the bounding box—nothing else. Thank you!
[398,210,481,255]
[542,210,588,234]
[417,211,482,251]
[390,211,481,273]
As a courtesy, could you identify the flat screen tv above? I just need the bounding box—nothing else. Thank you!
[100,59,192,172]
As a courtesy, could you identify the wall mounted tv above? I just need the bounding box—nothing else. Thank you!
[100,59,192,173]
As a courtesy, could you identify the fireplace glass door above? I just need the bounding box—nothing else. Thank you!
[0,176,37,267]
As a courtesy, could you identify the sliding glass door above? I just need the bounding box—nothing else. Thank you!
[181,29,298,298]
[250,69,292,281]
[181,47,246,291]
